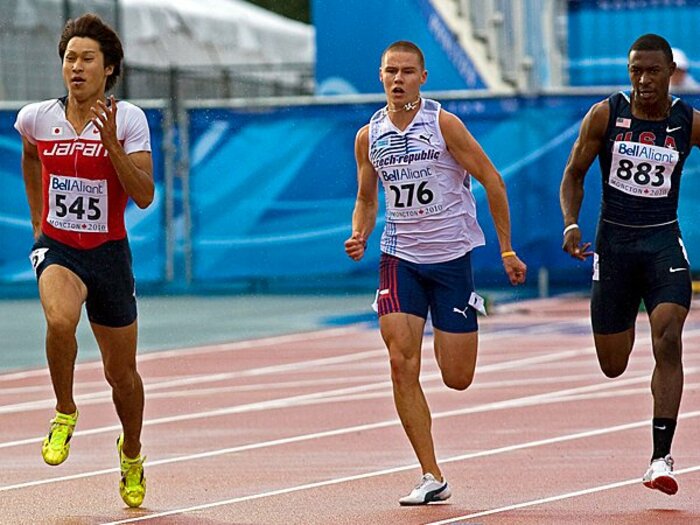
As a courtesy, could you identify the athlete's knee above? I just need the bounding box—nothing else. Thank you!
[652,328,683,366]
[442,369,474,391]
[388,351,420,387]
[652,323,682,348]
[44,307,80,337]
[596,352,627,378]
[104,365,139,392]
[600,364,625,378]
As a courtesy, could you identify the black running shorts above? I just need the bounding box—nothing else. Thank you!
[29,234,137,327]
[590,221,691,334]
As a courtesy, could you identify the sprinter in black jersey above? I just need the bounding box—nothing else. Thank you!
[560,34,700,496]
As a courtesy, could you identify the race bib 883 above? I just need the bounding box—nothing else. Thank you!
[609,141,678,198]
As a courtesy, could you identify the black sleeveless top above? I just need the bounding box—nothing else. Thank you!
[599,91,694,226]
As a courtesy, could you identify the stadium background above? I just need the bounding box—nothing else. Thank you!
[2,0,700,366]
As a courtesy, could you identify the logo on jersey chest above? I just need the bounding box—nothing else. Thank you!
[614,130,678,150]
[615,142,678,163]
[43,141,108,158]
[50,176,106,194]
[371,131,441,168]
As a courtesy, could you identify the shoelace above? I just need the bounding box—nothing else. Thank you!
[47,413,76,447]
[121,456,146,485]
[415,474,436,490]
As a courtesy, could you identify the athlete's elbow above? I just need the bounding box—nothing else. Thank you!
[134,189,154,209]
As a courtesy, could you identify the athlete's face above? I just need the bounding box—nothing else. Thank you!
[628,49,674,108]
[379,50,427,107]
[62,37,113,101]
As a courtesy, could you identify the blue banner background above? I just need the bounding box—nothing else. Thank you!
[3,95,700,292]
[312,0,486,95]
[0,107,167,285]
[187,94,700,288]
[568,1,700,86]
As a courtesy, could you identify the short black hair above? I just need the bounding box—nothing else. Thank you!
[58,13,124,91]
[628,34,673,64]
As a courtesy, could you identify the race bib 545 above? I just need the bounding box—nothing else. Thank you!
[47,174,108,233]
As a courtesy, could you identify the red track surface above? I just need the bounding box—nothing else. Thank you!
[1,296,699,524]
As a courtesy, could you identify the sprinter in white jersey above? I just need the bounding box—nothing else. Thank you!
[345,41,527,505]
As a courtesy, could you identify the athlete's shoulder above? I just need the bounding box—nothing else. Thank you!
[15,99,62,140]
[608,90,630,104]
[369,106,386,124]
[355,124,370,146]
[586,98,611,124]
[115,99,148,123]
[115,99,144,113]
[421,98,441,113]
[17,98,61,121]
[670,95,695,116]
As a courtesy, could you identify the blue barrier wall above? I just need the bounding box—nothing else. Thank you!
[0,107,167,285]
[187,94,700,288]
[312,0,486,95]
[568,0,700,86]
[4,94,700,293]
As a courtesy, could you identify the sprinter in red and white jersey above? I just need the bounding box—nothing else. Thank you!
[16,95,151,249]
[14,13,151,508]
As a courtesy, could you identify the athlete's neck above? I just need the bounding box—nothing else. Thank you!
[385,97,421,130]
[65,94,106,134]
[630,92,672,121]
[386,97,420,113]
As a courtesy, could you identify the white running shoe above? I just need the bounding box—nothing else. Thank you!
[399,473,451,506]
[642,454,678,495]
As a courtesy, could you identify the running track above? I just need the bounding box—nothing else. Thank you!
[1,296,699,524]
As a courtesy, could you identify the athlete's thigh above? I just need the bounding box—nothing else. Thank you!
[591,243,642,335]
[84,239,137,328]
[642,229,692,315]
[31,237,87,324]
[433,328,478,384]
[38,265,87,324]
[91,320,138,373]
[375,253,429,321]
[425,252,480,334]
[379,312,427,362]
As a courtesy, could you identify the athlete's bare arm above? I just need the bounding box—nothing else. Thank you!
[91,95,154,209]
[560,100,609,260]
[439,110,526,285]
[21,137,43,239]
[345,125,379,262]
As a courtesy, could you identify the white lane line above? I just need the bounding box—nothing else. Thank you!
[96,411,700,524]
[0,348,592,449]
[297,380,700,407]
[0,348,387,414]
[0,326,367,382]
[424,464,700,524]
[0,316,605,385]
[0,325,581,412]
[2,369,697,494]
[136,372,611,400]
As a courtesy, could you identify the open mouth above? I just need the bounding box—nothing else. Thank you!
[71,77,86,86]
